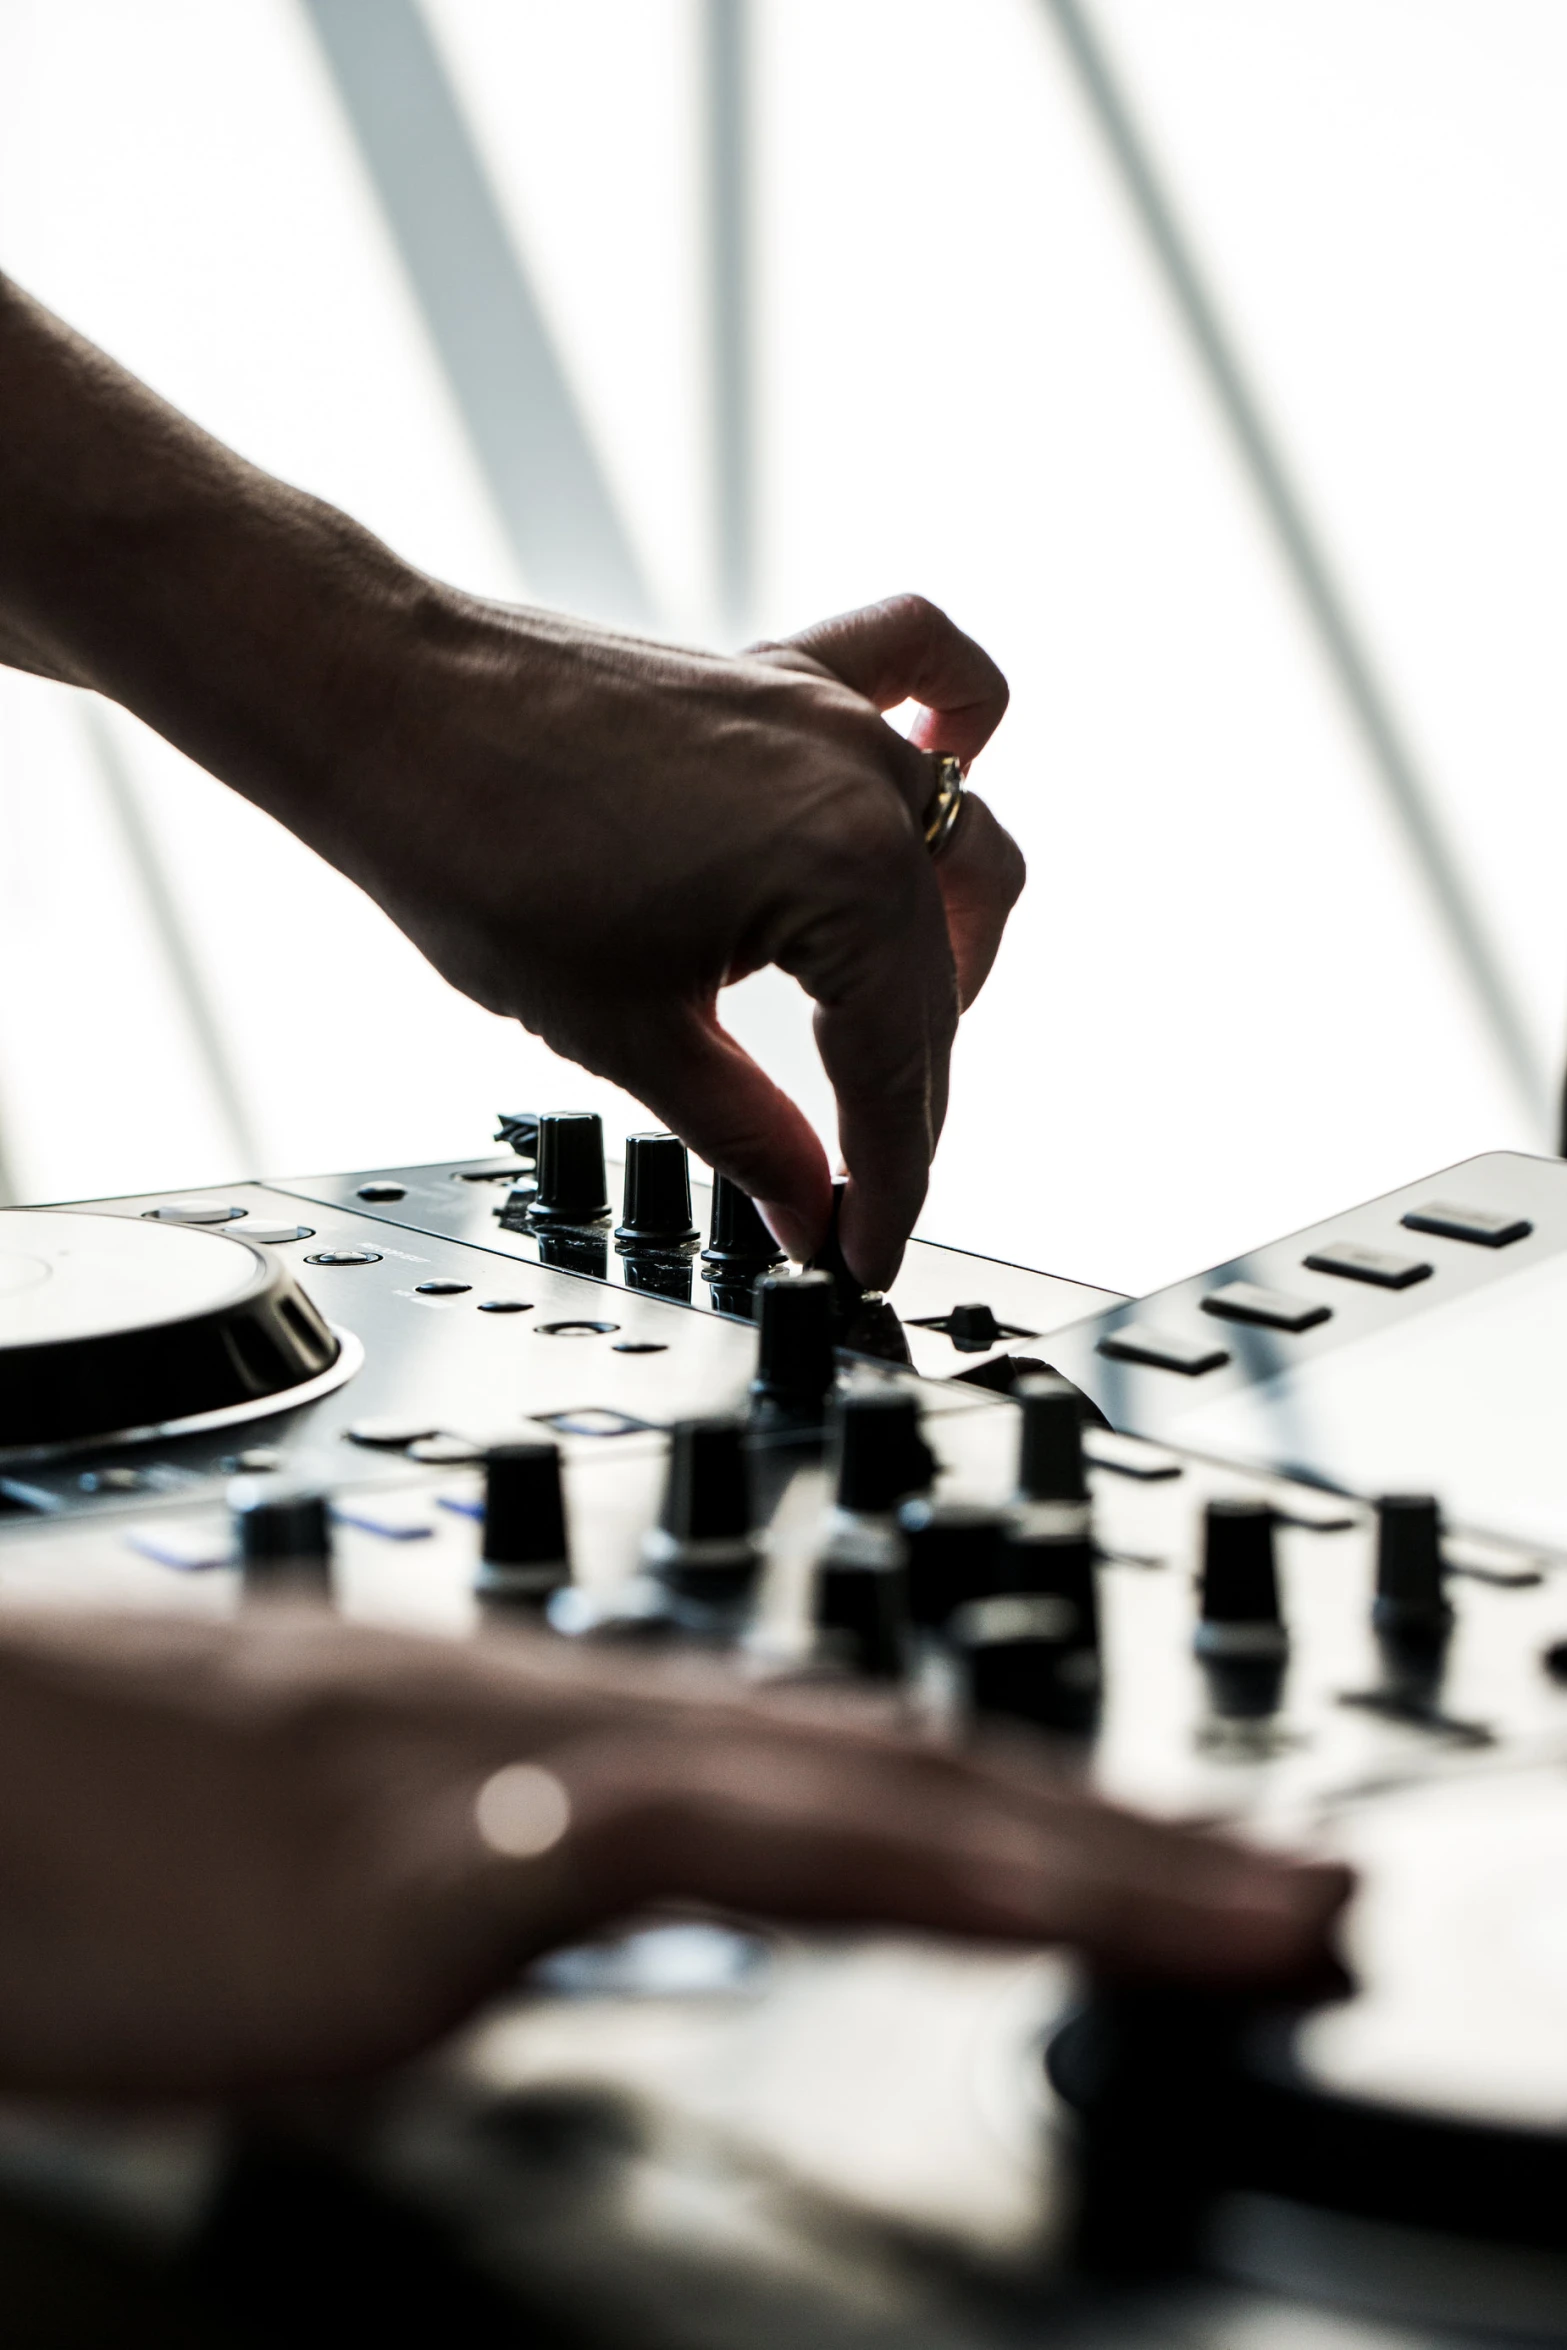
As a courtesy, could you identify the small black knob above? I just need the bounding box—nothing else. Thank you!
[1373,1493,1449,1635]
[661,1416,750,1541]
[231,1477,332,1595]
[831,1385,935,1514]
[947,1302,1003,1349]
[616,1132,698,1247]
[815,1556,907,1678]
[1196,1498,1285,1669]
[479,1442,570,1603]
[751,1270,835,1415]
[644,1416,761,1614]
[898,1498,1005,1628]
[1016,1374,1088,1503]
[998,1527,1100,1653]
[529,1112,609,1225]
[952,1592,1100,1735]
[702,1174,786,1270]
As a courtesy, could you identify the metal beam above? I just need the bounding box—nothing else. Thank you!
[301,0,654,625]
[1043,0,1551,1135]
[704,0,755,642]
[81,703,263,1179]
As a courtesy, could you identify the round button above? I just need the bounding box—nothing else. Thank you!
[538,1318,619,1337]
[414,1279,472,1297]
[305,1249,382,1267]
[243,1224,315,1245]
[407,1434,485,1464]
[357,1183,407,1202]
[346,1418,442,1449]
[613,1340,667,1355]
[478,1299,533,1314]
[144,1201,246,1224]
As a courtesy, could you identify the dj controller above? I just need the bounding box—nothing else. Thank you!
[6,1117,1567,2345]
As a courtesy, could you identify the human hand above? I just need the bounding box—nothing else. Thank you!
[0,283,1024,1285]
[0,1610,1349,2097]
[314,589,1024,1288]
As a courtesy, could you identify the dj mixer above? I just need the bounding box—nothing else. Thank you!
[5,1117,1567,2346]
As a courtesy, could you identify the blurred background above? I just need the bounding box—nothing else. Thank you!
[0,0,1564,1296]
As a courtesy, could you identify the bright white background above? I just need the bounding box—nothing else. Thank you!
[0,0,1562,1295]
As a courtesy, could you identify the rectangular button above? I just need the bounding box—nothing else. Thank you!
[1098,1327,1229,1375]
[1401,1201,1532,1249]
[1303,1241,1432,1290]
[1201,1280,1331,1333]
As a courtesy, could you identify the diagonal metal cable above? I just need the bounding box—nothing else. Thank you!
[704,0,755,643]
[1043,0,1550,1136]
[301,0,654,625]
[81,702,263,1178]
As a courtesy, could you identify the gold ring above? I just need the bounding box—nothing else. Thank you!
[921,754,967,858]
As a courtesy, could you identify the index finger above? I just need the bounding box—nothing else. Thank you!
[783,827,958,1288]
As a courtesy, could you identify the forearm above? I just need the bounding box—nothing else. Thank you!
[0,273,431,837]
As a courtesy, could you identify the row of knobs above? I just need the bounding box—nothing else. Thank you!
[517,1112,783,1269]
[232,1406,1455,1739]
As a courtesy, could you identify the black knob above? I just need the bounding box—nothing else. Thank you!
[616,1132,698,1247]
[1016,1374,1088,1504]
[662,1415,750,1541]
[478,1442,570,1603]
[703,1173,786,1270]
[815,1556,907,1678]
[947,1302,1003,1349]
[831,1385,935,1514]
[231,1477,332,1595]
[898,1498,1005,1628]
[529,1112,609,1225]
[751,1270,836,1415]
[1195,1498,1286,1669]
[644,1416,761,1615]
[998,1525,1100,1654]
[1373,1493,1449,1635]
[952,1592,1100,1735]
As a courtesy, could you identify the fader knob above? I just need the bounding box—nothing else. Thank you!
[831,1385,935,1515]
[750,1270,835,1416]
[1016,1374,1089,1506]
[528,1113,609,1225]
[1372,1493,1450,1638]
[1195,1499,1285,1660]
[616,1133,698,1248]
[897,1498,1005,1629]
[478,1441,570,1604]
[643,1416,761,1613]
[230,1477,332,1596]
[702,1174,786,1271]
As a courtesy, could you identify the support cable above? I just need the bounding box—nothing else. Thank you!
[1043,0,1550,1137]
[81,703,263,1179]
[301,0,654,624]
[704,0,755,643]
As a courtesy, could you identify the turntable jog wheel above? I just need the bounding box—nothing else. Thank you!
[0,1209,357,1457]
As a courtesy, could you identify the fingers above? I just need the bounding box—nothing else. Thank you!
[776,593,1009,766]
[610,999,835,1263]
[931,791,1027,1010]
[786,835,958,1288]
[520,1727,1350,1989]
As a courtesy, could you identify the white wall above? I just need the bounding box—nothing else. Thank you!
[0,1,1560,1295]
